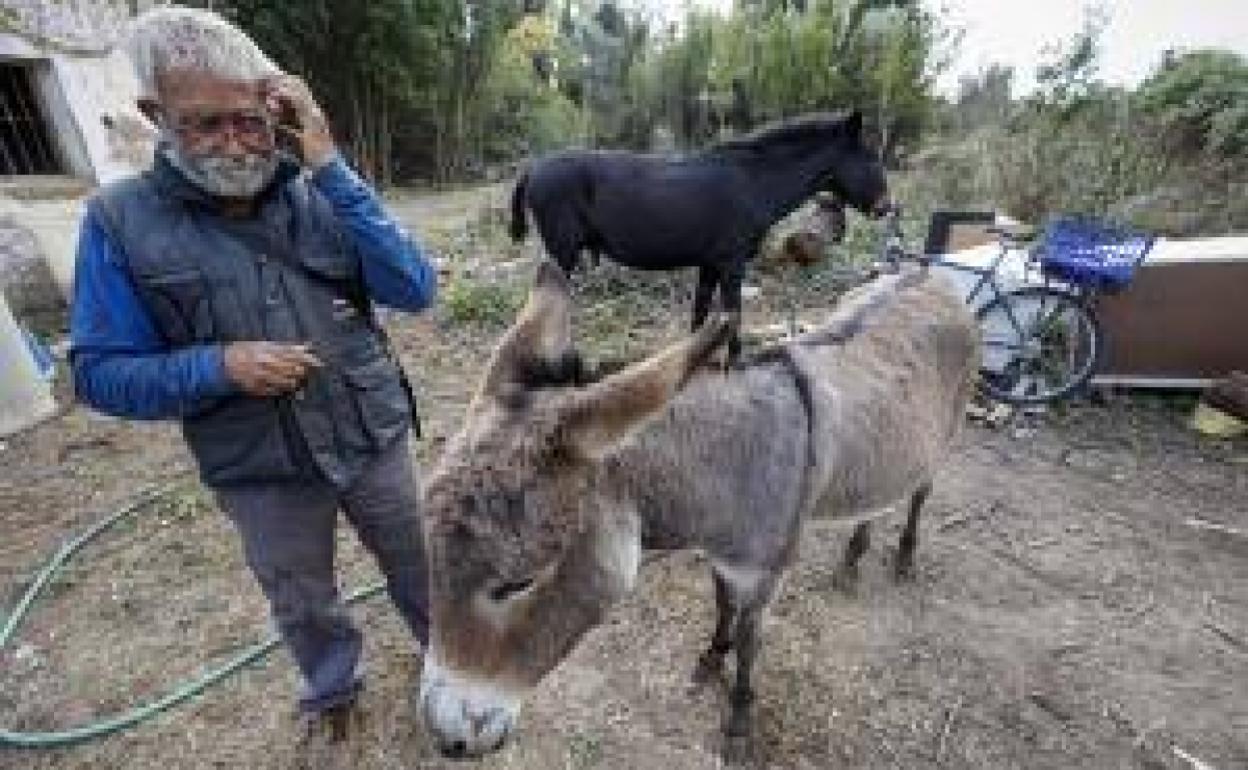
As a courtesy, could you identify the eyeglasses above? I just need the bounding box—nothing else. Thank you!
[171,109,273,147]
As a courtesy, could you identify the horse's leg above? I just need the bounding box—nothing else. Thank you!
[691,266,719,332]
[718,263,746,364]
[895,482,932,582]
[691,569,737,686]
[832,520,872,594]
[533,207,583,276]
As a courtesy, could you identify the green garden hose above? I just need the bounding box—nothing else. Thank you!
[0,482,385,748]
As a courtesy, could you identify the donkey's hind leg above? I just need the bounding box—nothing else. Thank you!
[691,569,737,686]
[725,604,762,738]
[533,207,585,276]
[831,520,872,594]
[895,482,933,582]
[704,562,778,743]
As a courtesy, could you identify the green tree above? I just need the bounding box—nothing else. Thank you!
[1135,49,1248,158]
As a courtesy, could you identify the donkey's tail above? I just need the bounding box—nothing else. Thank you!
[509,172,529,241]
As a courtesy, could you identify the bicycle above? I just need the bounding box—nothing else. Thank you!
[876,203,1156,405]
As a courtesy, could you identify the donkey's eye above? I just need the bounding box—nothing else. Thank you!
[488,578,534,603]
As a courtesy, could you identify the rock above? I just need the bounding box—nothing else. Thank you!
[1190,402,1246,438]
[967,401,1014,428]
[760,194,847,267]
[1200,371,1248,422]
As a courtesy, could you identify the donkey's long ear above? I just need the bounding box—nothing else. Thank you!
[559,315,733,460]
[473,260,576,409]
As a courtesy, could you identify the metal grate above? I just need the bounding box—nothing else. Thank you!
[0,63,62,176]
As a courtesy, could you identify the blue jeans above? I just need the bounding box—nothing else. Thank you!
[214,435,428,713]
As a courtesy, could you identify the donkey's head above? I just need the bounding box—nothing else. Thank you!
[419,261,730,758]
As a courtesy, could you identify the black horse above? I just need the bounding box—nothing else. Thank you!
[509,110,889,357]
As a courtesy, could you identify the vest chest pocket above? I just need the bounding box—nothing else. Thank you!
[135,267,217,346]
[341,357,411,449]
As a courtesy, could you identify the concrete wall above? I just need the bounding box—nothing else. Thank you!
[0,0,134,54]
[0,0,156,186]
[0,0,153,312]
[52,48,155,184]
[0,1,157,430]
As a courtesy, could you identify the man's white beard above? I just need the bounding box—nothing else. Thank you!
[162,134,279,199]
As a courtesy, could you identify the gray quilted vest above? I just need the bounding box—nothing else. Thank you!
[90,153,416,488]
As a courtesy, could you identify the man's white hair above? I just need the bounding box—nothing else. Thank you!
[126,6,280,98]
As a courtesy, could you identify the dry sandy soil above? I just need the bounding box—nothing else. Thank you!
[1,188,1245,770]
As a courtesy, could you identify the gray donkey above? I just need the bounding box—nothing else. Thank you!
[418,261,979,758]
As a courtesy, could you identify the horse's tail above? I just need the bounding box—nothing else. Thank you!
[509,172,529,241]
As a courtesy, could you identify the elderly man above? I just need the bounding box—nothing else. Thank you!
[69,7,435,737]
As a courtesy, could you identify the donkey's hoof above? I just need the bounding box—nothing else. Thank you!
[830,566,859,595]
[893,559,917,583]
[721,733,758,766]
[689,652,725,689]
[724,705,754,739]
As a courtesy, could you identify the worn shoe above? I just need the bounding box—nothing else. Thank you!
[294,699,365,769]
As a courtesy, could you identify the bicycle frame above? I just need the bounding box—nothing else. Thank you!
[878,205,1099,400]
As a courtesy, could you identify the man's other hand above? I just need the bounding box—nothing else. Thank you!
[224,342,323,397]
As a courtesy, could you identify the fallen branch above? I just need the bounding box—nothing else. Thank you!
[1203,620,1248,653]
[990,548,1074,593]
[1184,518,1248,540]
[936,511,973,532]
[1172,745,1218,770]
[1028,691,1074,723]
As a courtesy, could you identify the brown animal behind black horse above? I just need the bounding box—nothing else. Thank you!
[509,111,889,359]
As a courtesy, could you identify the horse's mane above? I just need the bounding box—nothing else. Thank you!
[707,111,851,155]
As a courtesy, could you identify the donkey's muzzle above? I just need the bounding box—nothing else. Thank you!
[420,659,520,758]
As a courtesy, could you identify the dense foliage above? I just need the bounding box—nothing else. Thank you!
[910,17,1248,235]
[194,1,944,180]
[191,1,1246,234]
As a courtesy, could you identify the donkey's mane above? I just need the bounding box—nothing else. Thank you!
[709,111,850,155]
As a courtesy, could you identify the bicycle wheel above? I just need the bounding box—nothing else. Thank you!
[975,286,1101,405]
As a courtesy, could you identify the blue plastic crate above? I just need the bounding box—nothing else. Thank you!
[1038,217,1156,291]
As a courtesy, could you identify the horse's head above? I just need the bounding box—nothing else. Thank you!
[818,110,889,218]
[419,261,731,758]
[722,110,890,218]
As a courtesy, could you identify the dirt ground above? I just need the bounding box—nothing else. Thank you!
[1,188,1245,770]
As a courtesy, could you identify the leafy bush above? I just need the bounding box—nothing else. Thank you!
[441,275,525,328]
[908,47,1248,237]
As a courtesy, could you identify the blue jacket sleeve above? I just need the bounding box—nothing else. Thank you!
[310,156,438,312]
[69,210,237,420]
